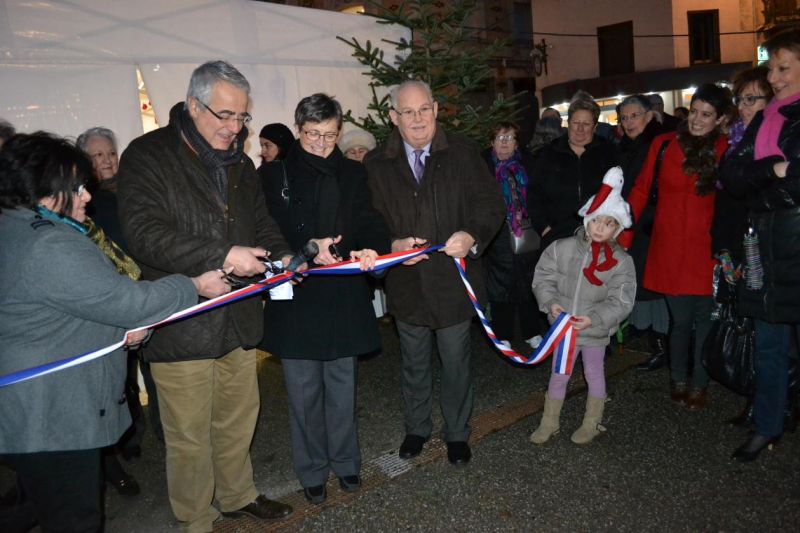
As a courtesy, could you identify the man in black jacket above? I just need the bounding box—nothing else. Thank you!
[364,80,504,467]
[117,61,294,532]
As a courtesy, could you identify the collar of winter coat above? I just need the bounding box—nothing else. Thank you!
[575,226,621,255]
[384,125,449,158]
[551,133,608,155]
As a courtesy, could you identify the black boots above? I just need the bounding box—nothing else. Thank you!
[637,332,667,371]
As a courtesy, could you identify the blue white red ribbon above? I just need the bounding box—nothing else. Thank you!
[0,244,578,388]
[452,258,578,375]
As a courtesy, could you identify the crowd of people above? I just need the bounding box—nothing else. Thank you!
[1,26,799,533]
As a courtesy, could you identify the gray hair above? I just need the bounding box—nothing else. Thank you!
[185,60,250,107]
[76,127,117,152]
[294,93,343,129]
[619,94,652,113]
[0,119,15,142]
[389,80,434,109]
[567,98,600,124]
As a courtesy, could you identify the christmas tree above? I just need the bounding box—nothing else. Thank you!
[337,0,524,144]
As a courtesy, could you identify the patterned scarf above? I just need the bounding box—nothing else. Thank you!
[492,149,529,236]
[84,217,141,281]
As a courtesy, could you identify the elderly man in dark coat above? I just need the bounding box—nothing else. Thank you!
[364,80,504,466]
[117,61,294,532]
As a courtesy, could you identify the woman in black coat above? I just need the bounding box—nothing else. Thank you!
[258,94,390,503]
[529,98,619,250]
[481,122,542,348]
[719,28,800,461]
[616,94,670,370]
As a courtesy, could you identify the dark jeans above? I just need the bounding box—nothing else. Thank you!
[754,320,792,437]
[665,295,714,389]
[2,449,102,533]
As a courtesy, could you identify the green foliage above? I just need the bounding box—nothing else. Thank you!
[337,0,524,144]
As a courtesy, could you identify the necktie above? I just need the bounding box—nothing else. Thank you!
[413,149,425,183]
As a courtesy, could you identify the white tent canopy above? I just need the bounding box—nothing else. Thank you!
[0,0,407,161]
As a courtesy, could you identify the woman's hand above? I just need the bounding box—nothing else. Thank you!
[571,315,592,331]
[125,329,149,347]
[350,248,378,271]
[192,267,233,298]
[392,237,429,265]
[310,235,343,265]
[550,303,565,319]
[774,161,789,178]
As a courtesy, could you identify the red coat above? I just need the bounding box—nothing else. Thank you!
[623,132,726,296]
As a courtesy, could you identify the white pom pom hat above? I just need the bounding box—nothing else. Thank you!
[577,166,632,237]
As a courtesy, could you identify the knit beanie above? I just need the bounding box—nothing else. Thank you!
[338,128,377,154]
[577,166,632,237]
[259,123,295,159]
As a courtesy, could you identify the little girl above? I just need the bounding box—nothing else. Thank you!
[530,167,636,445]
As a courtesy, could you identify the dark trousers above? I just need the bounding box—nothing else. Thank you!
[396,318,473,442]
[754,320,792,437]
[282,357,360,487]
[665,295,714,389]
[489,300,541,341]
[2,449,102,533]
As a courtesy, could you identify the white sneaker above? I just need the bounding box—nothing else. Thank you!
[526,335,543,349]
[499,340,512,350]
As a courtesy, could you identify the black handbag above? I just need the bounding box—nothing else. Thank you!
[509,218,540,254]
[701,269,756,396]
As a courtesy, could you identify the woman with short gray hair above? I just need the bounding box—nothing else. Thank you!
[258,93,390,505]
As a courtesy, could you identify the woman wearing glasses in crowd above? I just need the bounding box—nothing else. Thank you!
[720,28,800,461]
[0,133,230,532]
[616,95,670,371]
[481,122,543,350]
[622,84,732,411]
[258,93,390,504]
[711,67,780,429]
[529,95,619,250]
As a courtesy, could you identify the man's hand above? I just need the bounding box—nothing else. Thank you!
[550,303,565,319]
[310,235,343,265]
[224,246,268,277]
[392,237,429,266]
[571,315,592,331]
[350,248,378,271]
[440,231,475,258]
[192,267,233,298]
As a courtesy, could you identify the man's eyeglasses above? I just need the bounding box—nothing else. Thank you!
[619,111,646,122]
[198,100,252,125]
[302,130,339,143]
[733,95,768,107]
[394,104,435,121]
[494,134,516,143]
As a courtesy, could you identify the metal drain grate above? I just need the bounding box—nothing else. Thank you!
[372,450,413,478]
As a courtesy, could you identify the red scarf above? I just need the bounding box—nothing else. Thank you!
[583,241,617,286]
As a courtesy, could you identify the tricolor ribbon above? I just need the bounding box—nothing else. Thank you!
[452,258,578,375]
[0,244,577,388]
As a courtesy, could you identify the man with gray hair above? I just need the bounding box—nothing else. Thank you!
[117,60,294,531]
[364,80,504,466]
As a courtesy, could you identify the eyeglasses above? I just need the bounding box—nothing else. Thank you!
[394,104,435,121]
[73,182,87,195]
[302,130,339,143]
[494,134,516,142]
[198,100,252,125]
[619,111,646,122]
[733,95,768,107]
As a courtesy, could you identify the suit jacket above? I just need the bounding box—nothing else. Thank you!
[364,127,505,329]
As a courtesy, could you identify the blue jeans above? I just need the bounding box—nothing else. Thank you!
[754,320,791,437]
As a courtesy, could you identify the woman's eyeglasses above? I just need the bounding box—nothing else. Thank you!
[73,182,87,195]
[733,95,768,107]
[302,130,339,143]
